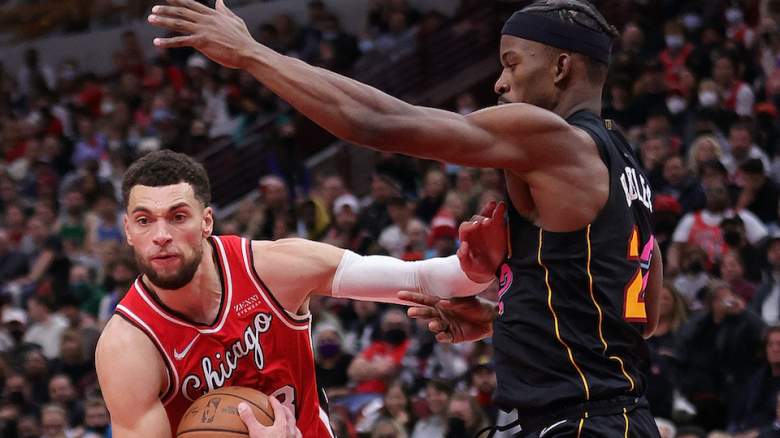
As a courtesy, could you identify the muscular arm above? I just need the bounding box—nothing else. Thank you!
[150,1,588,171]
[252,239,492,314]
[96,316,172,438]
[643,241,663,338]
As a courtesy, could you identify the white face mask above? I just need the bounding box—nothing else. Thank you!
[666,35,684,50]
[725,7,743,24]
[699,91,719,107]
[682,14,702,30]
[667,96,687,114]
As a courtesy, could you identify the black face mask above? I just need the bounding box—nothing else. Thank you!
[384,328,407,346]
[688,260,704,273]
[8,391,24,405]
[723,230,742,247]
[446,417,468,438]
[86,425,108,436]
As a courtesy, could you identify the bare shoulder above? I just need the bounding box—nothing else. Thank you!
[96,316,165,406]
[251,238,344,264]
[466,103,595,171]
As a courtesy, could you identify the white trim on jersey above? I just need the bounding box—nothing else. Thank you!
[116,304,180,406]
[239,237,310,331]
[132,235,234,334]
[319,406,336,438]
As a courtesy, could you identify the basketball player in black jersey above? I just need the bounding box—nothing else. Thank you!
[148,0,662,436]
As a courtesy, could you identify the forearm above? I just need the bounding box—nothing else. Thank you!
[242,44,423,151]
[330,251,494,304]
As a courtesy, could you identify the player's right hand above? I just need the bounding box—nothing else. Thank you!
[239,397,302,438]
[149,0,258,70]
[398,291,496,343]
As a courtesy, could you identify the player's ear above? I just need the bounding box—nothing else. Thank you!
[553,52,572,85]
[203,207,214,237]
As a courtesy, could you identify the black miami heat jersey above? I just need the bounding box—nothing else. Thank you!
[493,110,655,414]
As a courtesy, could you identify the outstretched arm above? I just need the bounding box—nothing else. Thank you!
[148,0,586,171]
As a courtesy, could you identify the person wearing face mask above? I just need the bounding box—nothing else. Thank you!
[313,324,354,400]
[348,309,411,400]
[720,216,767,283]
[660,20,694,93]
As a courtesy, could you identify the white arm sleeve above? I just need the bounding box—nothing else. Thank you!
[331,250,493,304]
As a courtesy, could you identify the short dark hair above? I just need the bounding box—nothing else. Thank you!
[520,0,618,83]
[121,150,211,208]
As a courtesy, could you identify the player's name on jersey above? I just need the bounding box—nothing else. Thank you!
[620,166,652,212]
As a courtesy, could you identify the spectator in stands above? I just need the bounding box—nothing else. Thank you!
[675,280,766,430]
[97,255,135,326]
[257,175,294,240]
[658,154,707,214]
[23,296,68,359]
[322,194,374,254]
[754,235,780,325]
[416,169,448,223]
[0,227,28,289]
[446,392,489,438]
[713,54,755,118]
[468,363,497,423]
[48,373,83,427]
[378,196,414,258]
[730,326,780,435]
[348,308,411,397]
[23,349,50,405]
[720,251,758,302]
[40,403,74,438]
[738,158,780,225]
[314,323,353,400]
[724,122,771,179]
[82,397,109,438]
[343,300,380,354]
[411,379,452,438]
[720,215,766,283]
[668,180,767,274]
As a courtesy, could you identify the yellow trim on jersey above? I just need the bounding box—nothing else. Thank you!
[586,225,608,354]
[577,417,585,437]
[623,407,629,438]
[538,229,591,401]
[610,355,636,392]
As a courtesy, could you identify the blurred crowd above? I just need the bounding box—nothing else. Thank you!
[2,0,780,437]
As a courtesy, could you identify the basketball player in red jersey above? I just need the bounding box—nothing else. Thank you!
[95,150,506,438]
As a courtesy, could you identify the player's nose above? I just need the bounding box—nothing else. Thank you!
[494,74,509,96]
[151,222,173,246]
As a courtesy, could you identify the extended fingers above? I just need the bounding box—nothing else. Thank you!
[407,306,439,320]
[167,0,215,14]
[238,402,261,432]
[398,291,439,307]
[153,35,197,49]
[148,13,197,33]
[151,4,203,22]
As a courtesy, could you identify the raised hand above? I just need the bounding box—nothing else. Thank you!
[148,0,259,69]
[398,291,496,343]
[458,201,508,284]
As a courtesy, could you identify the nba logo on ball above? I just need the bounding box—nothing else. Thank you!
[201,398,221,423]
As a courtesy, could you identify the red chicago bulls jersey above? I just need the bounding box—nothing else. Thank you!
[115,235,334,437]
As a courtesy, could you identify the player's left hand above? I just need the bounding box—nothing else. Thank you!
[458,201,507,284]
[239,397,302,438]
[149,0,258,69]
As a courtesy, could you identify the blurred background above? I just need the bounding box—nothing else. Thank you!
[1,0,780,437]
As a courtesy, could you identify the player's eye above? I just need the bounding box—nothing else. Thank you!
[136,217,149,225]
[174,213,187,223]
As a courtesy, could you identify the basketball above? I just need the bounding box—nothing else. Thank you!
[176,387,274,437]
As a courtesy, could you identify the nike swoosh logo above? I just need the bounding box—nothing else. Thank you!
[539,419,567,438]
[174,334,201,361]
